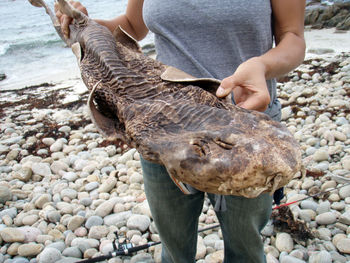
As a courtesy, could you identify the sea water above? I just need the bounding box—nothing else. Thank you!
[0,0,153,90]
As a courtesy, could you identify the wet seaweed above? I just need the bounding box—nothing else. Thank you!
[271,206,314,244]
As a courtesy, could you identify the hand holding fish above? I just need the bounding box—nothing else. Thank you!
[54,0,88,39]
[216,57,270,112]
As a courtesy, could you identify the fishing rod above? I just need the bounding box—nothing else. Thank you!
[76,223,220,263]
[273,181,350,210]
[78,179,350,263]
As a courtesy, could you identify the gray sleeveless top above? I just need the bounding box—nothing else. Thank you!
[143,0,281,120]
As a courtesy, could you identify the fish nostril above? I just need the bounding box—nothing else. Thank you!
[190,139,208,157]
[193,144,206,157]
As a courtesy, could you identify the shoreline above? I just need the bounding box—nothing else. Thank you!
[304,27,350,58]
[1,27,350,92]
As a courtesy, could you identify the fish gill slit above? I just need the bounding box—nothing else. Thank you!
[214,138,234,150]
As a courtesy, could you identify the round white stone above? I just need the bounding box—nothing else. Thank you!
[275,233,293,253]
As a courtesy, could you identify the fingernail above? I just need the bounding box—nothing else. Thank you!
[216,86,225,97]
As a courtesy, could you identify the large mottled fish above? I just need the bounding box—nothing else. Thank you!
[29,0,301,198]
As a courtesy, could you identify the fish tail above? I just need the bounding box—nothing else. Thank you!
[57,0,85,22]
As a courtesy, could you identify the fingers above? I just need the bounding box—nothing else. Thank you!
[55,2,70,38]
[216,77,234,98]
[232,82,271,112]
[54,1,88,39]
[216,75,271,112]
[61,16,73,39]
[216,57,272,112]
[68,1,88,16]
[236,92,270,112]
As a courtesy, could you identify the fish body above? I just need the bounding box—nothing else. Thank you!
[29,0,302,197]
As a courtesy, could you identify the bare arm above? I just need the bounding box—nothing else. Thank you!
[95,0,148,41]
[261,0,306,79]
[56,0,148,41]
[216,0,306,112]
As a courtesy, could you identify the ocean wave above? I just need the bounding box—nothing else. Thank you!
[0,43,10,56]
[320,0,350,4]
[0,38,64,56]
[0,22,52,34]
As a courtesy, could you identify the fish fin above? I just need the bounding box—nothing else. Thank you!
[113,26,142,53]
[57,0,84,21]
[71,42,82,63]
[161,66,221,95]
[87,81,124,141]
[161,66,198,81]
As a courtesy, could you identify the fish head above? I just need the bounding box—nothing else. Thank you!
[157,124,301,197]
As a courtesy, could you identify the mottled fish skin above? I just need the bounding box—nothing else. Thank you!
[29,0,302,198]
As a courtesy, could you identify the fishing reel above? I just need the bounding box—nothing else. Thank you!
[112,231,134,255]
[77,230,160,263]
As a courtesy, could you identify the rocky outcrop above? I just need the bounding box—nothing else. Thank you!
[305,2,350,30]
[0,73,6,81]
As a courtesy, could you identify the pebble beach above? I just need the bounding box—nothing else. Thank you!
[1,26,350,263]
